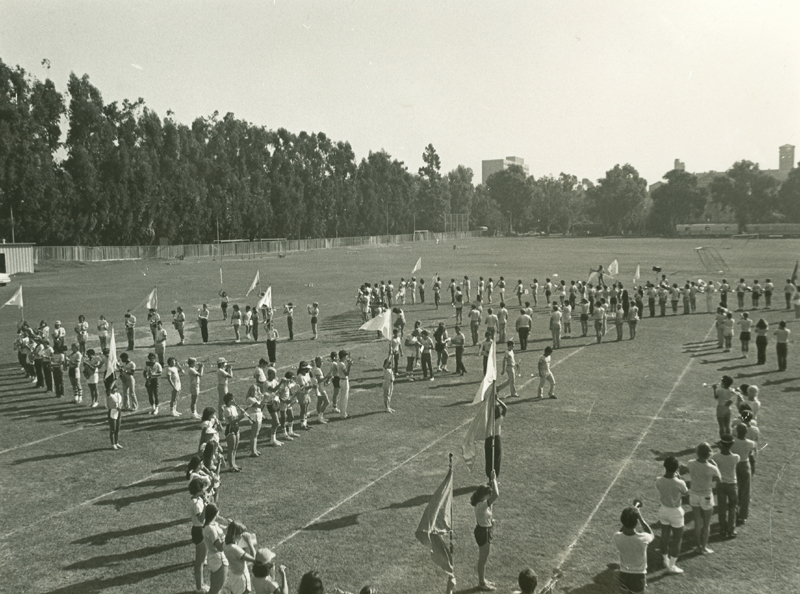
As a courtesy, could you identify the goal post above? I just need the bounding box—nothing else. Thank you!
[413,230,430,242]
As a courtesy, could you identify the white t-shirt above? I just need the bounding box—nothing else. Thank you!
[167,366,181,391]
[613,531,654,574]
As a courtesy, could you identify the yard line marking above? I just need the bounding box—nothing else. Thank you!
[0,422,102,456]
[0,466,181,541]
[540,321,716,592]
[272,343,588,549]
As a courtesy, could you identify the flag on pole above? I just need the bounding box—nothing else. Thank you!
[633,264,641,283]
[415,460,455,576]
[608,259,619,276]
[1,286,23,310]
[246,271,260,297]
[412,257,422,274]
[145,287,158,310]
[219,268,223,285]
[462,388,496,470]
[792,260,799,285]
[257,286,272,310]
[587,271,599,285]
[358,308,392,340]
[106,327,118,379]
[470,339,496,405]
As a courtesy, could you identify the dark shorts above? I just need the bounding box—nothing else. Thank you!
[332,377,341,389]
[740,331,751,341]
[474,525,493,547]
[619,571,646,593]
[191,526,204,545]
[580,314,589,321]
[311,316,318,324]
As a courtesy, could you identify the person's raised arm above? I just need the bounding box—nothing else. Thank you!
[487,469,499,505]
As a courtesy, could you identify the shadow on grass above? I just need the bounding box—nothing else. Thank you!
[11,447,109,465]
[64,540,187,570]
[735,369,777,379]
[72,518,187,545]
[561,563,619,594]
[717,361,759,371]
[763,376,800,386]
[94,486,186,511]
[649,446,695,461]
[699,356,746,365]
[41,561,190,594]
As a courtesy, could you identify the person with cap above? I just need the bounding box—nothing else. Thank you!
[119,352,138,411]
[52,320,66,351]
[217,358,233,412]
[123,310,136,350]
[612,504,654,594]
[252,547,289,594]
[687,442,721,554]
[655,456,688,574]
[198,304,210,344]
[283,303,295,340]
[144,352,163,415]
[712,434,740,538]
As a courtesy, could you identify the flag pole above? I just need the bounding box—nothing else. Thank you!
[448,452,454,560]
[489,380,496,480]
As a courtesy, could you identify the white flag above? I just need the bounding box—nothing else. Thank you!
[106,327,118,379]
[257,286,272,310]
[358,308,392,340]
[587,271,599,285]
[608,259,619,276]
[462,388,496,470]
[145,287,158,310]
[1,286,23,309]
[471,339,496,405]
[246,271,260,296]
[634,264,641,283]
[412,257,422,274]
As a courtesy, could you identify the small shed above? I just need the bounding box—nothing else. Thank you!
[0,243,35,274]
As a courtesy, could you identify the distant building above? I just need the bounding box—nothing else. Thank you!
[674,159,685,171]
[481,156,530,184]
[779,144,795,172]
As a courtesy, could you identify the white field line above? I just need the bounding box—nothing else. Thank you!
[539,321,716,592]
[272,343,588,549]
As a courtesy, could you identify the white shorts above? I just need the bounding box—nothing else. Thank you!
[689,492,715,511]
[657,504,685,528]
[207,553,229,573]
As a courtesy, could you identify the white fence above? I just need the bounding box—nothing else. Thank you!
[34,231,483,263]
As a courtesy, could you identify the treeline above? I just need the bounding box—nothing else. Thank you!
[1,58,798,245]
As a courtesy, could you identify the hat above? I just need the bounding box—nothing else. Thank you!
[718,434,734,446]
[217,357,227,365]
[254,547,276,565]
[55,321,61,325]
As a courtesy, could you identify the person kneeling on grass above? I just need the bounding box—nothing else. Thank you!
[612,504,654,594]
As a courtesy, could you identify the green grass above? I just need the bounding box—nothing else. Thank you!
[0,237,798,594]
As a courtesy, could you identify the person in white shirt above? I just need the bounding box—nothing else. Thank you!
[382,357,395,413]
[106,385,123,450]
[198,304,210,344]
[144,353,163,415]
[655,456,688,574]
[612,505,654,593]
[173,306,187,345]
[166,357,183,416]
[501,341,518,397]
[84,348,102,408]
[97,315,110,351]
[118,352,138,411]
[123,311,136,350]
[536,347,556,399]
[187,357,204,419]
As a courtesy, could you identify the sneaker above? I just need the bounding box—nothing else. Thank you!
[288,431,300,438]
[332,407,341,413]
[429,377,435,381]
[442,367,450,372]
[318,416,328,424]
[153,406,159,415]
[663,554,669,568]
[112,444,119,450]
[703,547,714,554]
[171,409,182,417]
[269,439,283,446]
[116,443,123,449]
[667,563,684,574]
[91,402,99,408]
[549,395,558,399]
[477,583,496,592]
[407,376,415,382]
[192,412,201,420]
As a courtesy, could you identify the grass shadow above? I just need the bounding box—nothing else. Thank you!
[72,518,187,546]
[94,486,186,511]
[41,561,191,594]
[63,540,186,570]
[11,447,109,465]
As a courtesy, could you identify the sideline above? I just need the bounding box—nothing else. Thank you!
[539,321,716,592]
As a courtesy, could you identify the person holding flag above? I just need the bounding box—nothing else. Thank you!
[415,454,455,594]
[471,470,499,591]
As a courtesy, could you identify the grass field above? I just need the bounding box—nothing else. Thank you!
[0,236,798,594]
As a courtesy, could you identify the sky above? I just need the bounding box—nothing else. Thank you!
[1,0,799,186]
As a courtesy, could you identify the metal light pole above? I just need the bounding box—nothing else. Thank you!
[10,205,15,243]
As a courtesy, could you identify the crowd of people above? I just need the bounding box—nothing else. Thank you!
[9,265,797,594]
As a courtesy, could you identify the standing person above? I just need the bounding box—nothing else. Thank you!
[471,470,499,592]
[484,307,498,339]
[295,362,314,430]
[403,333,418,382]
[75,315,89,354]
[309,302,319,340]
[514,280,524,306]
[713,375,735,438]
[754,318,769,365]
[712,434,740,538]
[731,423,757,525]
[243,306,253,340]
[433,277,441,309]
[452,325,467,376]
[222,392,242,472]
[84,348,101,408]
[337,350,352,418]
[751,280,762,310]
[501,341,518,397]
[784,278,796,310]
[628,301,639,340]
[263,367,284,445]
[166,357,183,417]
[265,323,279,365]
[223,522,257,594]
[154,320,168,366]
[478,276,486,302]
[687,442,721,554]
[592,301,605,344]
[419,278,426,303]
[216,358,233,412]
[468,304,482,346]
[124,310,136,350]
[434,323,450,373]
[392,307,406,338]
[515,309,532,351]
[202,503,229,594]
[284,303,294,340]
[106,384,123,450]
[118,352,138,411]
[173,307,186,345]
[612,505,654,594]
[52,320,66,351]
[198,304,210,344]
[244,382,265,457]
[735,278,748,311]
[479,332,494,375]
[549,304,562,349]
[562,300,572,338]
[738,312,752,357]
[189,478,209,594]
[536,347,556,399]
[409,277,417,305]
[251,307,260,342]
[485,398,507,479]
[144,352,162,415]
[497,303,508,344]
[719,278,730,309]
[579,298,590,337]
[187,357,204,419]
[389,328,403,375]
[655,456,688,574]
[463,275,471,303]
[454,289,464,324]
[382,357,395,413]
[147,309,160,344]
[419,330,435,381]
[311,357,329,424]
[231,304,242,343]
[51,345,66,399]
[219,290,229,321]
[496,276,506,303]
[68,343,83,403]
[764,278,774,309]
[775,320,790,371]
[722,312,734,352]
[486,278,493,304]
[97,315,110,351]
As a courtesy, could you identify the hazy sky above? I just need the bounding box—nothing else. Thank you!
[2,0,798,186]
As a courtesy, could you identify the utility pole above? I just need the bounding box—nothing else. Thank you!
[10,205,15,243]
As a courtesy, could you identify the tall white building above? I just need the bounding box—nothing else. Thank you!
[481,156,530,184]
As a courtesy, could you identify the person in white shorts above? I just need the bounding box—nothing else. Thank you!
[655,456,688,574]
[687,443,721,554]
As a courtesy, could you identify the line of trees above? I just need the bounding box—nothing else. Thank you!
[2,57,798,245]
